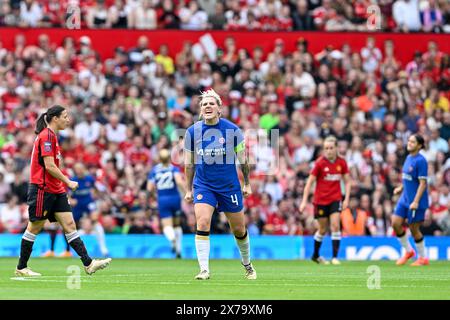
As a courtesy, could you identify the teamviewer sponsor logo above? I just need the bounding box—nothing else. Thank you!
[402,173,413,181]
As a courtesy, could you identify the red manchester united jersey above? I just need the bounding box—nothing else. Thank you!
[30,128,65,194]
[311,156,349,205]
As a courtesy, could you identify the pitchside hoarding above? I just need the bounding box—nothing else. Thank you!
[0,235,449,260]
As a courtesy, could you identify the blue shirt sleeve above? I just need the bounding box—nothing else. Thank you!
[184,126,194,152]
[417,157,428,180]
[148,168,155,182]
[173,166,180,174]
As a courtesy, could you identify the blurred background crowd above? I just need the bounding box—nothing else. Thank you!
[0,1,449,239]
[0,0,449,33]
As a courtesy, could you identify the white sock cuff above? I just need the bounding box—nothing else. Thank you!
[314,232,324,242]
[331,232,342,240]
[65,231,80,243]
[23,231,37,242]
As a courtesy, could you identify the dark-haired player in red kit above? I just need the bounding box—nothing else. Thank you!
[300,136,351,265]
[15,105,111,277]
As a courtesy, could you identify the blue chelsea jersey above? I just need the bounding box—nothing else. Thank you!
[71,175,95,204]
[184,118,245,192]
[148,163,181,198]
[399,153,429,209]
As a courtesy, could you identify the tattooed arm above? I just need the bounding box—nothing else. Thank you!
[236,141,252,198]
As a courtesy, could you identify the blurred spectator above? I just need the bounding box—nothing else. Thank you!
[86,0,110,28]
[159,0,180,29]
[179,0,208,30]
[19,0,43,27]
[325,9,356,31]
[361,37,382,74]
[292,0,315,30]
[108,0,131,29]
[263,205,288,235]
[127,211,155,234]
[421,0,444,32]
[0,173,12,203]
[367,204,392,236]
[0,195,24,233]
[393,0,422,32]
[132,0,157,29]
[341,197,368,236]
[292,61,316,99]
[208,2,227,29]
[10,171,28,204]
[429,129,449,154]
[424,87,449,113]
[74,108,102,145]
[155,44,174,75]
[106,113,127,143]
[420,210,443,235]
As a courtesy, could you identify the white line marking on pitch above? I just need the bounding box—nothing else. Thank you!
[9,277,436,288]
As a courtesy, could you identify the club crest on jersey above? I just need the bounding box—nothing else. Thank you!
[44,141,52,152]
[409,166,413,172]
[197,194,203,200]
[219,137,225,144]
[336,165,341,172]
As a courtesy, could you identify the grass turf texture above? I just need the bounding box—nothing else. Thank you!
[1,258,449,300]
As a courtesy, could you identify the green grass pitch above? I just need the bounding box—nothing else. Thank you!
[1,258,449,300]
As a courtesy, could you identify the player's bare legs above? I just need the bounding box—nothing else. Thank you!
[329,212,342,265]
[409,222,429,266]
[194,203,214,279]
[312,218,330,264]
[54,212,111,275]
[16,220,46,276]
[225,211,256,280]
[392,215,415,265]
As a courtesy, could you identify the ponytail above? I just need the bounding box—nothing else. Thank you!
[414,134,425,150]
[35,105,66,134]
[35,113,48,134]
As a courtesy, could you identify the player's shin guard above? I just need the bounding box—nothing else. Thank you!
[331,232,341,258]
[163,226,176,243]
[174,226,183,254]
[94,222,109,256]
[313,232,324,258]
[235,230,250,266]
[415,237,426,258]
[195,230,210,272]
[396,231,412,252]
[65,231,93,267]
[17,231,37,269]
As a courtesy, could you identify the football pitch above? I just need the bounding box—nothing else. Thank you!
[1,258,449,300]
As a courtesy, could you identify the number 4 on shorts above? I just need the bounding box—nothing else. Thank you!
[231,194,239,205]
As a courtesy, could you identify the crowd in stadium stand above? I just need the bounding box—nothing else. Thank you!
[0,8,449,238]
[0,0,450,33]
